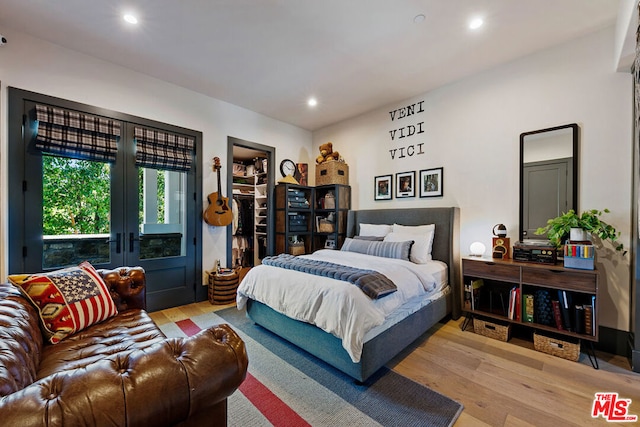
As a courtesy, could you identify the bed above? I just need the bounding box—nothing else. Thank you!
[237,207,461,382]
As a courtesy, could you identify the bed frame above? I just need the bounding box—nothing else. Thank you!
[246,207,461,382]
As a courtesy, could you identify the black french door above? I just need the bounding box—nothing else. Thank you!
[8,88,203,311]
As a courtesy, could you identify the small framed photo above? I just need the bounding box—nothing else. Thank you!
[324,238,336,249]
[420,167,443,198]
[374,175,393,201]
[395,171,415,198]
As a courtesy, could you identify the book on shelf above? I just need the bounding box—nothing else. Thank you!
[558,290,574,332]
[551,300,565,330]
[584,304,593,336]
[468,279,484,311]
[590,295,596,335]
[574,305,585,334]
[523,293,534,323]
[464,283,472,310]
[507,286,520,320]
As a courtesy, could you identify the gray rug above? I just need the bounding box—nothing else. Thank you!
[215,306,463,427]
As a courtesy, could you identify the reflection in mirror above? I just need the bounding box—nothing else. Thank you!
[519,123,578,242]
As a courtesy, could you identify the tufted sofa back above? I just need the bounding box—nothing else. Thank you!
[98,266,146,311]
[0,283,44,397]
[0,266,147,397]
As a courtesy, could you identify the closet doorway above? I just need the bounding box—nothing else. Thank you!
[227,137,275,271]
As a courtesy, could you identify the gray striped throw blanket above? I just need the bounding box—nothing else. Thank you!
[262,254,397,299]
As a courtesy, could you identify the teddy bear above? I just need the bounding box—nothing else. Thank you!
[316,142,340,164]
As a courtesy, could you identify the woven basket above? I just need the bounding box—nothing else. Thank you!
[318,220,335,233]
[316,161,349,185]
[474,318,511,342]
[289,243,305,256]
[533,332,580,361]
[208,270,240,305]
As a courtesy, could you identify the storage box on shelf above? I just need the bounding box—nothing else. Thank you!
[563,243,595,270]
[316,161,349,185]
[462,257,599,366]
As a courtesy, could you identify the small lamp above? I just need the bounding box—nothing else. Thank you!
[469,242,486,257]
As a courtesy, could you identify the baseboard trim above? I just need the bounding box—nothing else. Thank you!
[595,325,631,358]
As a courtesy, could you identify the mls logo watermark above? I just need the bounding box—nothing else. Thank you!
[592,392,638,422]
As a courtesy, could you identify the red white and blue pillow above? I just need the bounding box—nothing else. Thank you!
[9,261,117,344]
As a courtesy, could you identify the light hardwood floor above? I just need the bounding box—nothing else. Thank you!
[150,301,640,427]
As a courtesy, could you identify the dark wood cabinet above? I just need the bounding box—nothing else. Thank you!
[274,183,351,255]
[274,184,313,255]
[462,257,599,342]
[312,184,351,252]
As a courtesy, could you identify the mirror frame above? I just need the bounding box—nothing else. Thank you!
[519,123,579,242]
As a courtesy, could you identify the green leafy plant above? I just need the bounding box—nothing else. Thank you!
[535,209,624,252]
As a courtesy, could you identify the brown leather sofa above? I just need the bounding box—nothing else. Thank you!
[0,266,248,427]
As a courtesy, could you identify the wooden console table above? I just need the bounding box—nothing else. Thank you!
[462,257,599,368]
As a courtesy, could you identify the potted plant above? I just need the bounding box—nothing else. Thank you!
[535,209,624,252]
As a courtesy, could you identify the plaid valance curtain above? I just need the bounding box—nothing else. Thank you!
[35,104,120,162]
[134,127,194,172]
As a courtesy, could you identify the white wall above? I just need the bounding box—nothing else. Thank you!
[313,27,633,331]
[0,28,313,284]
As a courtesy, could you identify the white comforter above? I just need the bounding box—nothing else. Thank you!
[236,249,447,363]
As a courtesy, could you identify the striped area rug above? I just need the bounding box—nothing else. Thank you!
[160,307,463,427]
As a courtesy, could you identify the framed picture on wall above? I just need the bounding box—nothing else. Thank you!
[374,175,392,200]
[420,167,443,198]
[396,171,415,198]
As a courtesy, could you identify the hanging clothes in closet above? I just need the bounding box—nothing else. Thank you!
[232,195,254,267]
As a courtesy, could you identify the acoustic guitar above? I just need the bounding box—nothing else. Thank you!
[203,157,233,227]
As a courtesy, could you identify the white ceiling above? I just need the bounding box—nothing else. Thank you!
[0,1,627,131]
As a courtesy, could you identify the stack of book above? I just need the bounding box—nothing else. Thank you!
[287,189,310,209]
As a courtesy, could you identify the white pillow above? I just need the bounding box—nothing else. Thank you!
[359,223,393,238]
[387,223,436,263]
[393,223,435,234]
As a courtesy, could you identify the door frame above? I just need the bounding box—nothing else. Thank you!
[226,137,275,265]
[7,87,203,310]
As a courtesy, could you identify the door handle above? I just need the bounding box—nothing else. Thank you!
[129,232,140,253]
[106,233,121,254]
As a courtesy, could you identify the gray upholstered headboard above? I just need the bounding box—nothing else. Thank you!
[346,207,461,319]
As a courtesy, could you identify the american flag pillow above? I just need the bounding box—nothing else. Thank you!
[9,261,118,344]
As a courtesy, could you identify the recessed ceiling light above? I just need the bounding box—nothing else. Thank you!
[123,14,138,25]
[307,98,318,107]
[413,14,426,24]
[469,17,483,30]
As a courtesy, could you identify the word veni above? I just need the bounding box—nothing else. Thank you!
[592,392,637,422]
[389,143,424,160]
[389,101,425,121]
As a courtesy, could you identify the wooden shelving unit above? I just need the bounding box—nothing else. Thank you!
[312,184,350,252]
[462,257,600,367]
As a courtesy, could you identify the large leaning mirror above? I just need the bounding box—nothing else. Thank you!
[519,123,578,242]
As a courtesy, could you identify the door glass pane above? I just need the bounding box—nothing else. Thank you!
[42,155,111,268]
[138,167,186,259]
